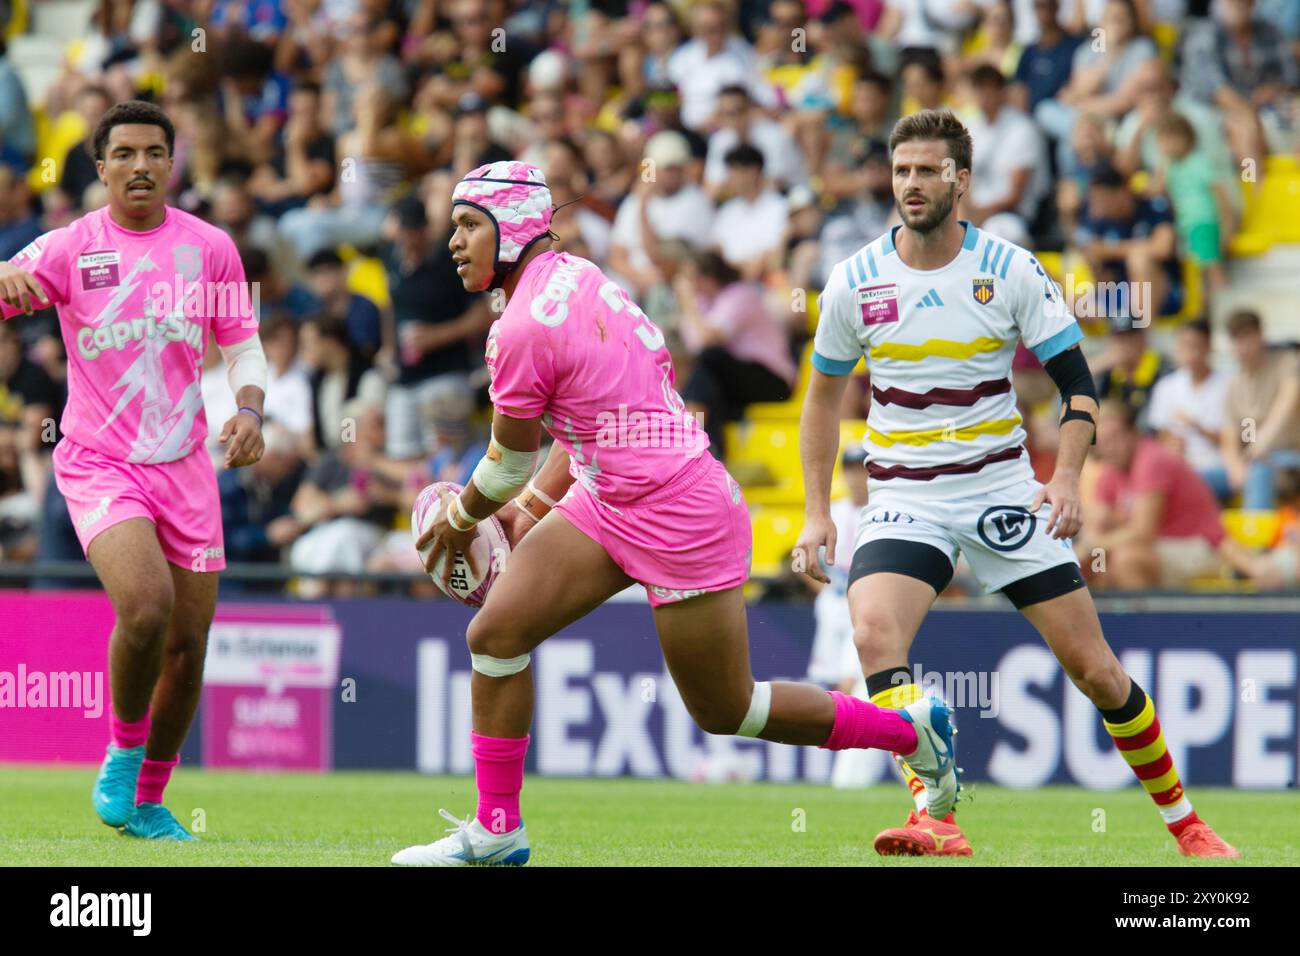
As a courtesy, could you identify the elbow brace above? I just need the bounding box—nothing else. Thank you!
[220,334,268,396]
[471,436,539,502]
[1043,346,1098,442]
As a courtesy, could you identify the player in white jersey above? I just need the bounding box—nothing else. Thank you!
[795,109,1239,858]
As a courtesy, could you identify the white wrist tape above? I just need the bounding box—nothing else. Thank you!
[449,494,479,531]
[472,437,538,502]
[525,480,557,508]
[220,333,268,396]
[471,652,532,677]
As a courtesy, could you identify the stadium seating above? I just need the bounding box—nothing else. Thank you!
[1230,156,1300,257]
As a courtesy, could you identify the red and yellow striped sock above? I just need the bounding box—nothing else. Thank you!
[866,669,927,816]
[1101,681,1195,831]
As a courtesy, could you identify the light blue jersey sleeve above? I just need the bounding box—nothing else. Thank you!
[1010,250,1083,363]
[812,260,864,376]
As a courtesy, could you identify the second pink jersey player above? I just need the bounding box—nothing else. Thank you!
[486,249,753,605]
[2,204,258,567]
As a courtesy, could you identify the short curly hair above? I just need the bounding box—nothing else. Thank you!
[92,100,175,162]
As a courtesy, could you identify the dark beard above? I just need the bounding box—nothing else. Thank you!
[894,184,956,236]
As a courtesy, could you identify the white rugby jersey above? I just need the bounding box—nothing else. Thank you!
[813,221,1082,501]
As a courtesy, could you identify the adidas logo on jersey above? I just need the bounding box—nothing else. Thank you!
[914,289,945,309]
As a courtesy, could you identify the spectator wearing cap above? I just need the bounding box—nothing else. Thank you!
[1091,312,1170,424]
[1221,310,1300,510]
[1073,164,1181,325]
[1180,0,1298,172]
[248,80,338,218]
[703,85,808,195]
[821,72,893,204]
[299,314,388,453]
[1008,0,1082,113]
[962,64,1049,248]
[1085,399,1258,590]
[382,195,492,461]
[1147,319,1231,502]
[709,144,789,280]
[675,250,796,454]
[306,249,384,360]
[609,130,716,300]
[666,0,777,131]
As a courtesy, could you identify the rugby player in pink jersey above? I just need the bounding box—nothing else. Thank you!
[390,161,959,866]
[0,101,267,841]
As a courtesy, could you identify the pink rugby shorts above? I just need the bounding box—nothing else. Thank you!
[53,438,226,571]
[555,452,752,606]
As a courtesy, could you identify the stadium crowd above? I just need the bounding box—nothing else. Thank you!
[0,0,1298,594]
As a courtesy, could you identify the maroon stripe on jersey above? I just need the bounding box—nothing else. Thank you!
[872,378,1012,409]
[867,446,1024,481]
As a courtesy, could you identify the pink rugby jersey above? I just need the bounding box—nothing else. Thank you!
[1,205,258,464]
[487,250,709,506]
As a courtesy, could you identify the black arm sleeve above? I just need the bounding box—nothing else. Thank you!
[1043,345,1096,403]
[1042,345,1098,441]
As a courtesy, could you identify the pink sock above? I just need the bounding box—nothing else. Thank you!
[136,755,179,805]
[472,732,529,834]
[111,711,150,749]
[820,691,918,753]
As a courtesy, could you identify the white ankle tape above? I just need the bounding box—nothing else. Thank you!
[736,681,772,737]
[471,652,532,677]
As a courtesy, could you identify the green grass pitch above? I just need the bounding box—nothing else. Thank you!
[1,765,1295,866]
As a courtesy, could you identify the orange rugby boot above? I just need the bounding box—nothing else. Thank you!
[1174,816,1241,858]
[874,809,973,857]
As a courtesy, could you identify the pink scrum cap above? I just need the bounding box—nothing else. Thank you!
[451,161,555,287]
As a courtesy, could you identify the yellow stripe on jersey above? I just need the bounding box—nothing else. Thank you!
[867,415,1023,448]
[869,337,1007,363]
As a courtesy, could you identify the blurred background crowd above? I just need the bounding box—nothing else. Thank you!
[0,0,1298,597]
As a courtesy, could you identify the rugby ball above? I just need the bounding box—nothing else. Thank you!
[411,481,509,607]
